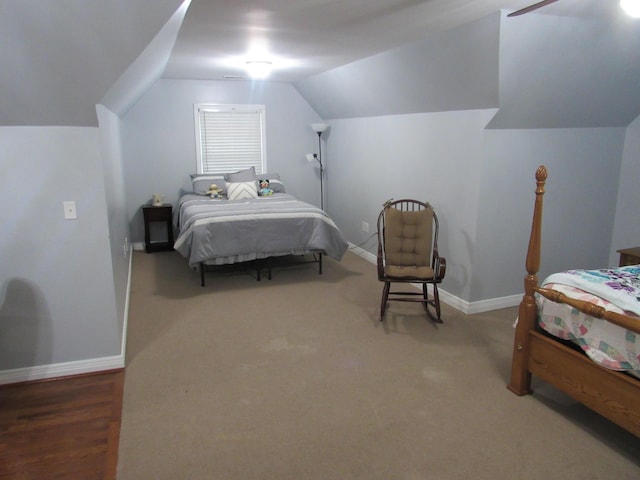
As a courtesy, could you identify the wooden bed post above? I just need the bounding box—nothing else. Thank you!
[508,165,547,396]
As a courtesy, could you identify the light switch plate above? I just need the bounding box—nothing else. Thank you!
[63,201,77,220]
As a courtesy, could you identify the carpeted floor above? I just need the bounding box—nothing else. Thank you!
[117,250,640,479]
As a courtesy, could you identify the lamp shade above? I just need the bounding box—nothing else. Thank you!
[311,123,328,133]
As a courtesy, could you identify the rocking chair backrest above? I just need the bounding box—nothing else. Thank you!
[383,206,433,267]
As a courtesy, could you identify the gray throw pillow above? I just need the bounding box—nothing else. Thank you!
[225,166,256,183]
[191,174,227,195]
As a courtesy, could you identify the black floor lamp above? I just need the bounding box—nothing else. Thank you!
[307,122,328,210]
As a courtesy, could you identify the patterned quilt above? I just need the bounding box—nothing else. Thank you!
[537,266,640,377]
[543,265,640,315]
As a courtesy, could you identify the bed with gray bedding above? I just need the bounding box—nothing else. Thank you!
[173,187,348,285]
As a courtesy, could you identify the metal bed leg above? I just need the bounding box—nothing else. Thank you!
[256,258,272,281]
[200,262,205,287]
[318,253,323,275]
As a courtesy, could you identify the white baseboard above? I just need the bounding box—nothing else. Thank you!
[0,244,134,386]
[120,241,133,364]
[465,294,522,314]
[348,243,377,264]
[0,355,124,385]
[132,241,145,251]
[348,243,521,315]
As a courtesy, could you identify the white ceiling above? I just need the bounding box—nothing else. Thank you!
[164,0,612,82]
[0,0,627,126]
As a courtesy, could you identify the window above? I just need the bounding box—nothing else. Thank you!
[194,104,266,174]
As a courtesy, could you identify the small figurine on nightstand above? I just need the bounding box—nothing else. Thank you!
[206,183,222,198]
[259,179,273,196]
[152,193,164,206]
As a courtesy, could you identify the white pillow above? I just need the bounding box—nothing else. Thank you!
[226,181,258,200]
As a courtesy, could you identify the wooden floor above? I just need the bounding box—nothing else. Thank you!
[0,369,124,480]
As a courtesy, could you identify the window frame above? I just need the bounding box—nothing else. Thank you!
[193,103,267,175]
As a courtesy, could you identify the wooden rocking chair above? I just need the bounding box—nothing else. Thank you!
[376,199,446,323]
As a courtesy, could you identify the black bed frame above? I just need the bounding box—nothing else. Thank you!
[199,253,323,286]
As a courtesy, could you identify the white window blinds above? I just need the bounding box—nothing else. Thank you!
[195,104,266,174]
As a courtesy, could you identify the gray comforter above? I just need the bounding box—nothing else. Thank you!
[173,193,348,267]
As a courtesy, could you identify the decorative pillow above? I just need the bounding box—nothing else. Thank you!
[227,181,258,200]
[225,166,256,183]
[259,173,286,193]
[190,174,227,195]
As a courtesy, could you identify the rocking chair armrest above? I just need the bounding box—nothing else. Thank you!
[435,256,446,280]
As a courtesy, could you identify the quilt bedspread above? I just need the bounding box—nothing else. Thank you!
[537,282,640,377]
[542,266,640,315]
[173,193,348,268]
[537,265,640,377]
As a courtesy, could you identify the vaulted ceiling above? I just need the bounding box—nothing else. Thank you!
[1,0,638,127]
[0,0,182,126]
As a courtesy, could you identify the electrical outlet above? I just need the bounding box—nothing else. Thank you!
[361,221,369,233]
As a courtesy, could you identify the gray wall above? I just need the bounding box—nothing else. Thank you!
[324,109,496,304]
[97,105,130,352]
[610,115,640,266]
[474,128,625,302]
[121,79,324,243]
[488,11,640,129]
[0,2,187,380]
[322,112,627,304]
[0,127,121,370]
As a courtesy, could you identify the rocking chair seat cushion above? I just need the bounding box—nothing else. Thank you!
[384,265,435,279]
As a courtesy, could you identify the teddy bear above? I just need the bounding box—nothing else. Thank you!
[206,183,222,198]
[259,179,273,196]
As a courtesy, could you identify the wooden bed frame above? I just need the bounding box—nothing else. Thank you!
[507,165,640,437]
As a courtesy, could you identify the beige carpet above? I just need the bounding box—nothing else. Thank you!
[117,250,640,479]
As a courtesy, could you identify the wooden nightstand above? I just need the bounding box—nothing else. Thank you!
[142,204,174,253]
[617,247,640,267]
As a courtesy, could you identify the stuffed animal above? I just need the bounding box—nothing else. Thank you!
[206,183,222,198]
[259,179,273,196]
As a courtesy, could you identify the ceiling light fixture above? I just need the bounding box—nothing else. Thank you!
[621,0,640,17]
[245,60,273,79]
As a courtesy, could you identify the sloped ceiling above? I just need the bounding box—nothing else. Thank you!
[0,0,183,126]
[0,0,565,127]
[488,11,640,128]
[164,0,536,82]
[1,0,639,127]
[295,7,640,127]
[294,13,501,120]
